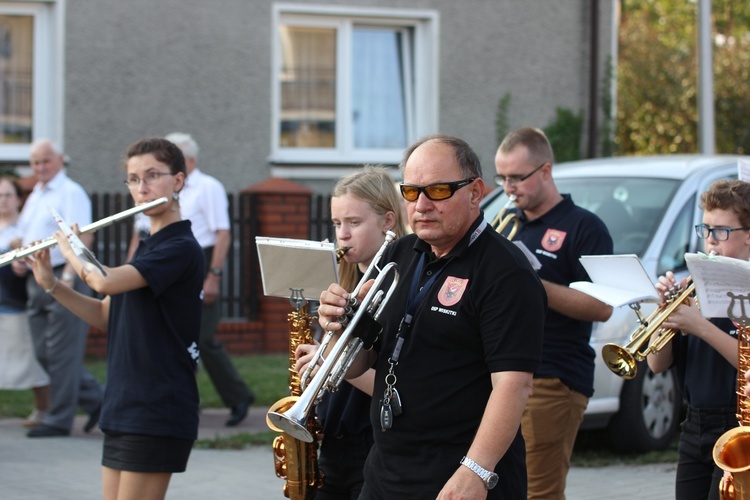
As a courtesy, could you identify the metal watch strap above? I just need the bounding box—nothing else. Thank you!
[460,456,497,490]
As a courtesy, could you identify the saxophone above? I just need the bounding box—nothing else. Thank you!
[269,290,323,499]
[714,292,750,500]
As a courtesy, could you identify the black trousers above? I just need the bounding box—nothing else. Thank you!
[676,406,738,500]
[314,429,373,500]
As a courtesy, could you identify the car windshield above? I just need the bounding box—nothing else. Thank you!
[485,177,680,256]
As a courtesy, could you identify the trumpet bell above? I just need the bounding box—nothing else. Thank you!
[266,396,299,433]
[267,406,315,443]
[601,343,638,380]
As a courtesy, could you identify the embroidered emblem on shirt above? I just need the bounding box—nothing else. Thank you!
[438,276,468,307]
[542,228,566,252]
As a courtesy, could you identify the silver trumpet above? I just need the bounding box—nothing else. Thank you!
[266,231,400,442]
[0,197,169,267]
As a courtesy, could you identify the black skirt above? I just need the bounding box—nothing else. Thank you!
[102,431,194,473]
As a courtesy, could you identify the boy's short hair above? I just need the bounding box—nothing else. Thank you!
[700,180,750,227]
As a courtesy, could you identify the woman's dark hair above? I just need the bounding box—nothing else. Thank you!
[123,137,186,176]
[0,176,22,198]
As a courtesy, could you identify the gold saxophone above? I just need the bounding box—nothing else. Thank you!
[268,290,323,499]
[714,292,750,500]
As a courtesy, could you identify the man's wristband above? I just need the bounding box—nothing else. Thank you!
[209,267,223,277]
[45,279,59,295]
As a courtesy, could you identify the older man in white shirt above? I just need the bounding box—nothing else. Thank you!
[165,133,255,427]
[17,139,103,437]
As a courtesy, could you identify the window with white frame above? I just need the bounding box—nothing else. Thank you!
[0,1,60,162]
[271,5,438,168]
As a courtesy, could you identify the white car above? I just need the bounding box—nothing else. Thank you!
[480,154,747,452]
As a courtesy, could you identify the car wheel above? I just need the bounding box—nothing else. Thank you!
[608,362,681,452]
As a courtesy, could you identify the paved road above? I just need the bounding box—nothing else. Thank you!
[0,408,677,499]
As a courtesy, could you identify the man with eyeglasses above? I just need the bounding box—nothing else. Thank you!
[647,179,750,499]
[494,127,613,499]
[15,139,104,437]
[317,134,546,499]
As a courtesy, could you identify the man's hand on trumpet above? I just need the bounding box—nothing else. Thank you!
[316,280,374,333]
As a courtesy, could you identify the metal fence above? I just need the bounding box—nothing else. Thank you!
[90,192,334,320]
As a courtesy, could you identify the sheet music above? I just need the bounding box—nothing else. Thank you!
[569,254,660,308]
[685,252,750,318]
[739,159,750,183]
[256,237,338,300]
[514,241,542,270]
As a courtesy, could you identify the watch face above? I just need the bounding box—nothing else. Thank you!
[486,473,499,490]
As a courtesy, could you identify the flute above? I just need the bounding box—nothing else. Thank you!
[0,197,168,267]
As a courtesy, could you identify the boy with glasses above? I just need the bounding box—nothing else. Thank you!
[648,179,750,500]
[494,127,614,499]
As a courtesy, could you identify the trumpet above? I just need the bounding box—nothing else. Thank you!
[601,280,695,380]
[0,197,169,267]
[490,194,519,239]
[266,231,400,443]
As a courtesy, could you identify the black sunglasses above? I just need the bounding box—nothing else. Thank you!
[400,178,477,202]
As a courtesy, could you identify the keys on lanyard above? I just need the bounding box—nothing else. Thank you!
[380,375,402,431]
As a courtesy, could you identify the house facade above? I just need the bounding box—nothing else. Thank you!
[0,0,615,194]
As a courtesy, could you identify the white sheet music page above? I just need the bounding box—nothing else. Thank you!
[738,159,750,182]
[569,254,660,308]
[255,237,339,301]
[685,252,750,319]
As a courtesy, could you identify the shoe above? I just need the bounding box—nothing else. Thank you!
[225,393,255,427]
[22,409,46,428]
[27,425,70,438]
[84,406,100,433]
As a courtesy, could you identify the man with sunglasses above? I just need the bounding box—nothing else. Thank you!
[647,179,750,499]
[494,127,613,499]
[316,134,546,499]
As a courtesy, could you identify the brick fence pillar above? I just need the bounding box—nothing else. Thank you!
[242,178,313,354]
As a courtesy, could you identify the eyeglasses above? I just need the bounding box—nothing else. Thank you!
[494,163,546,187]
[123,171,174,187]
[695,224,750,241]
[400,178,477,202]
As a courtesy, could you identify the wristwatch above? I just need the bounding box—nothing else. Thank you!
[460,456,498,490]
[209,267,223,277]
[61,271,76,282]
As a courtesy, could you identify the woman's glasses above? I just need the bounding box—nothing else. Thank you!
[124,171,174,187]
[400,178,476,202]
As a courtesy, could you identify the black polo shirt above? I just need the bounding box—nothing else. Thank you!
[100,220,204,440]
[673,317,737,409]
[362,215,546,499]
[511,194,613,397]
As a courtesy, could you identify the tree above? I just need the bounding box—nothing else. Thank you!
[616,0,750,154]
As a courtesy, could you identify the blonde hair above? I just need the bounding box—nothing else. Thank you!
[333,166,408,291]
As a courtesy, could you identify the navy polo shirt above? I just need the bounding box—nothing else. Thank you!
[362,215,546,499]
[511,194,613,397]
[100,220,204,440]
